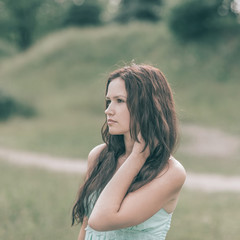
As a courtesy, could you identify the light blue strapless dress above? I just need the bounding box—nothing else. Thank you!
[85,207,172,240]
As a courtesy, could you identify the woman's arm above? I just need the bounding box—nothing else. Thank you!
[88,137,186,231]
[77,217,88,240]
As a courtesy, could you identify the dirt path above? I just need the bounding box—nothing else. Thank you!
[0,124,240,193]
[0,147,87,174]
[184,172,240,192]
[179,124,240,157]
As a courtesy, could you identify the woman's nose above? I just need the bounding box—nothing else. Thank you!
[105,103,114,115]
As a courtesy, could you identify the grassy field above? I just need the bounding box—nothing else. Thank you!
[168,189,240,240]
[0,161,80,240]
[175,152,240,176]
[0,160,239,240]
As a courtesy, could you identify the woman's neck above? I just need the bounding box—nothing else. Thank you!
[124,133,134,157]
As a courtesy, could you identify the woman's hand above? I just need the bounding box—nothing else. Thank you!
[131,133,150,163]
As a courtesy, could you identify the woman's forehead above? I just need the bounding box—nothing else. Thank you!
[106,78,127,98]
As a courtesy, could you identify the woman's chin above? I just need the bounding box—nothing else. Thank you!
[109,129,123,135]
[109,131,120,135]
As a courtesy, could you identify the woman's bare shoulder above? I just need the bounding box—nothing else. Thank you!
[167,156,186,187]
[87,143,107,169]
[88,143,106,159]
[155,156,186,191]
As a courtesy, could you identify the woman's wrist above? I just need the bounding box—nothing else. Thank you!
[128,151,147,167]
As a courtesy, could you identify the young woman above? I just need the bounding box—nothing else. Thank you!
[72,64,186,240]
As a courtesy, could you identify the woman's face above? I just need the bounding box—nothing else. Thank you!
[105,78,130,136]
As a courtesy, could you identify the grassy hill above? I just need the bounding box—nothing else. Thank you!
[0,22,239,158]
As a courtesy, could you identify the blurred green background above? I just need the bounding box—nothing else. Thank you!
[0,0,240,239]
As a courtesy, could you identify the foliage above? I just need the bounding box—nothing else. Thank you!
[0,0,45,50]
[34,0,71,39]
[168,0,240,42]
[0,91,35,121]
[0,0,239,50]
[64,0,103,26]
[115,0,164,23]
[0,0,72,50]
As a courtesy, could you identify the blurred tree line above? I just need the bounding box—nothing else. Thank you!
[0,91,35,121]
[0,0,239,51]
[0,0,239,120]
[169,0,240,42]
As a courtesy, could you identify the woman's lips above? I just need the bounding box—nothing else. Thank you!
[107,119,117,124]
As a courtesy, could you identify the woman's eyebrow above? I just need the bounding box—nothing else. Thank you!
[105,95,127,99]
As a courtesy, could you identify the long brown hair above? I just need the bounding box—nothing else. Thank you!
[72,64,178,225]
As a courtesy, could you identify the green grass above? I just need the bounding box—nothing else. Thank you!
[0,39,18,61]
[1,160,239,240]
[0,160,81,240]
[175,152,240,176]
[167,189,240,240]
[175,128,240,175]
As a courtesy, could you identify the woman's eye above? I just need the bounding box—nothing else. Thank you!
[106,100,111,106]
[117,99,124,103]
